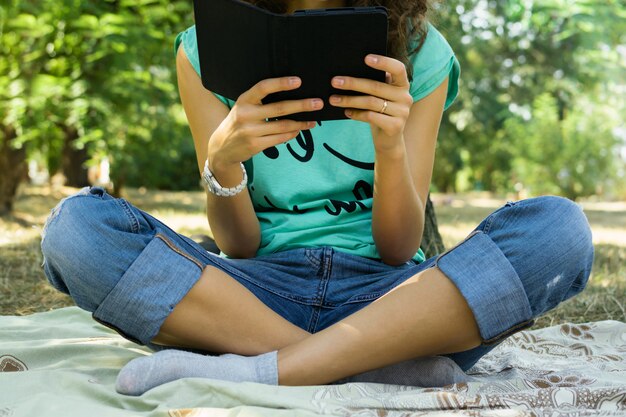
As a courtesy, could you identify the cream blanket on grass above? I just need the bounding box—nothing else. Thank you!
[1,307,625,417]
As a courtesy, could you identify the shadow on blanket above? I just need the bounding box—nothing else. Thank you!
[1,307,625,417]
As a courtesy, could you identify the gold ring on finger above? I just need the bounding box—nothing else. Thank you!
[379,100,388,115]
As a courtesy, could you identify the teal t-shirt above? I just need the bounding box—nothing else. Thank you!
[175,23,460,263]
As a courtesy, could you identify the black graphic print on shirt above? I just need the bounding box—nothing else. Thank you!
[262,122,374,170]
[324,180,373,216]
[255,123,375,217]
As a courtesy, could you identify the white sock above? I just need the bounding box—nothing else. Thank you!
[333,356,469,387]
[116,349,278,396]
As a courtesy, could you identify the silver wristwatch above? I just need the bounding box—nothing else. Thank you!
[202,159,248,197]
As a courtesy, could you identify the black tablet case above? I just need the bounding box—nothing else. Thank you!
[193,0,388,121]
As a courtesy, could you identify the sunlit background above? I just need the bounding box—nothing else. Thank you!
[1,0,625,211]
[0,0,624,324]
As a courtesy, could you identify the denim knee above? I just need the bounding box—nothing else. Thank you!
[441,196,594,371]
[41,187,153,313]
[539,196,593,293]
[486,195,594,317]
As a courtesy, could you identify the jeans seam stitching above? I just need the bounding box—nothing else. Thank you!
[483,201,518,234]
[312,250,330,305]
[305,251,320,268]
[155,233,203,270]
[482,216,494,234]
[482,319,535,345]
[91,314,143,345]
[434,230,481,267]
[116,199,140,234]
[308,307,320,333]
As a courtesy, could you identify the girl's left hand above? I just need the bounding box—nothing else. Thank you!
[329,54,413,151]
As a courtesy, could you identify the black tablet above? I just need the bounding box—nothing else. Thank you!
[193,0,388,121]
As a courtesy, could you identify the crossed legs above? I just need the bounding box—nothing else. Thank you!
[153,262,480,386]
[152,265,312,356]
[41,190,592,392]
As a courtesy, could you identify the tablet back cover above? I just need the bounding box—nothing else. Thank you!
[193,0,388,121]
[193,0,273,98]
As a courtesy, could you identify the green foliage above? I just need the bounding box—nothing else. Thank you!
[1,0,624,197]
[435,0,626,199]
[505,93,619,199]
[1,0,197,190]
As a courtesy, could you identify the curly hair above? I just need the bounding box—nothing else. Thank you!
[242,1,433,80]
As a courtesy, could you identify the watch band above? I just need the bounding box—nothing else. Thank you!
[202,159,248,197]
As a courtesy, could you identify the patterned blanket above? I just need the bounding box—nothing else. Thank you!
[1,307,624,416]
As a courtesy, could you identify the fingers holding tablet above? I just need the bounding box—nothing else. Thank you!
[207,76,321,166]
[329,55,413,137]
[239,76,324,119]
[241,76,302,104]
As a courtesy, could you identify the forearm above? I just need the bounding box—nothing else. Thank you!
[205,161,261,258]
[372,141,425,265]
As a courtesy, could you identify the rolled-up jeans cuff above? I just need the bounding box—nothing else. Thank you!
[93,231,205,346]
[435,231,534,344]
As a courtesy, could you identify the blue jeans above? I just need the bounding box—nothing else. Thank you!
[41,187,593,371]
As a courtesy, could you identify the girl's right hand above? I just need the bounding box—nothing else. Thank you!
[207,76,324,173]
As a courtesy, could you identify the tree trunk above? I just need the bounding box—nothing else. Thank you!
[61,126,90,187]
[420,193,445,259]
[110,175,125,198]
[0,126,27,216]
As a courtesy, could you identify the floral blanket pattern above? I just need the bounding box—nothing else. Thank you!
[307,321,626,417]
[0,308,624,417]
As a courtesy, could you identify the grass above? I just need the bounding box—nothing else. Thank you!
[1,184,624,330]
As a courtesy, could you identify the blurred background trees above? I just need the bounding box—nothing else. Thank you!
[1,0,625,216]
[434,0,625,200]
[0,0,197,214]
